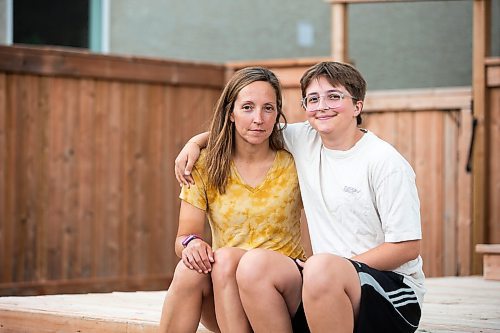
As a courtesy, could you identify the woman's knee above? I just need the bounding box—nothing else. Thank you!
[235,248,270,285]
[171,260,211,292]
[211,247,245,284]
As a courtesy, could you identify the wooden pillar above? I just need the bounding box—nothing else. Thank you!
[331,3,349,62]
[472,0,491,274]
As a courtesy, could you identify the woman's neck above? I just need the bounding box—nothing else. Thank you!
[232,140,274,163]
[231,139,276,188]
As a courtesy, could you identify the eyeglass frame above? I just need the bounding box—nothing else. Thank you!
[301,90,357,112]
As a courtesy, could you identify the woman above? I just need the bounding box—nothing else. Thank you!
[158,67,307,333]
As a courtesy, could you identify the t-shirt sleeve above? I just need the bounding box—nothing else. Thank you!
[281,122,306,154]
[179,166,208,211]
[375,166,422,243]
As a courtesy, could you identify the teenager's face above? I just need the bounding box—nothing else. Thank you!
[304,76,361,136]
[230,81,277,147]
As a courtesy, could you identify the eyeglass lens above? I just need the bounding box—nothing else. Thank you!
[304,92,344,111]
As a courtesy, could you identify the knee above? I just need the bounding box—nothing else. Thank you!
[170,261,210,292]
[302,254,347,299]
[235,249,269,287]
[211,247,243,285]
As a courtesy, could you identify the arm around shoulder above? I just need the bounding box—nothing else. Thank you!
[174,132,209,186]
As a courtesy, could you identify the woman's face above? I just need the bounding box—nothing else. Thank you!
[230,81,278,147]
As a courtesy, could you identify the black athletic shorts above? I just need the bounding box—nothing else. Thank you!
[350,260,422,333]
[290,259,422,333]
[291,259,310,333]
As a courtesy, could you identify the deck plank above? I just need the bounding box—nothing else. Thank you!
[0,276,498,332]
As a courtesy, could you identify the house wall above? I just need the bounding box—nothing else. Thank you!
[109,0,500,90]
[0,0,11,44]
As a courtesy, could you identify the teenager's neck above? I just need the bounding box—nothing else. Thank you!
[320,127,364,151]
[233,141,275,163]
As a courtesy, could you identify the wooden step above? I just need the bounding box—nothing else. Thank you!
[476,244,500,281]
[0,291,210,332]
[1,277,500,332]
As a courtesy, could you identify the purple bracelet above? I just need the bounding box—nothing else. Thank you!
[182,234,201,247]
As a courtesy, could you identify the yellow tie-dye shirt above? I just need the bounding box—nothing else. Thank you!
[180,149,305,260]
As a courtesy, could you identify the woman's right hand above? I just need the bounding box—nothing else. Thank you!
[181,239,214,274]
[175,141,202,187]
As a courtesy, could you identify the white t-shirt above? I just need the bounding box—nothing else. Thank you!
[283,121,425,304]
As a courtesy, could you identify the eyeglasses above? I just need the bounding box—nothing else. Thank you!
[301,91,356,112]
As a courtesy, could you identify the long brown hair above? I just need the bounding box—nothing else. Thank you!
[206,67,286,194]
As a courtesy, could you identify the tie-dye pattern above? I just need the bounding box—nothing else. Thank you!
[180,149,305,260]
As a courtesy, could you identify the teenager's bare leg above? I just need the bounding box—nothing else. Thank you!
[210,247,251,333]
[302,254,361,333]
[159,261,219,333]
[236,249,303,333]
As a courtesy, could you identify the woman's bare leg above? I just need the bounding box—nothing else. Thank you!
[302,254,361,333]
[236,249,303,333]
[159,260,219,333]
[210,247,251,333]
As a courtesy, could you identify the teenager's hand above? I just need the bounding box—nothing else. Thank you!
[181,239,215,274]
[175,141,201,188]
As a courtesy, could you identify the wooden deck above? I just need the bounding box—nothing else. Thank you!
[0,276,499,332]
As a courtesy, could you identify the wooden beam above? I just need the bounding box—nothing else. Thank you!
[331,3,349,62]
[0,45,225,87]
[327,0,465,3]
[471,0,491,274]
[363,86,471,112]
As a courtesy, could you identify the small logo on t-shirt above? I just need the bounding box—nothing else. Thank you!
[343,186,360,194]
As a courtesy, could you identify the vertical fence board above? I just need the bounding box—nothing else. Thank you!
[414,111,445,277]
[457,107,473,275]
[47,77,65,280]
[395,112,415,166]
[24,75,41,282]
[61,78,79,280]
[489,87,500,243]
[37,76,51,283]
[0,74,6,282]
[146,84,165,276]
[76,78,95,280]
[443,112,458,276]
[162,86,180,280]
[92,80,106,278]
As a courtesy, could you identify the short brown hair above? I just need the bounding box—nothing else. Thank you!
[300,61,366,125]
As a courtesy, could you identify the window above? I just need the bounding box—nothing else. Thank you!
[11,0,108,52]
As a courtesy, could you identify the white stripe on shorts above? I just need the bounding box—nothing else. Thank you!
[358,272,419,328]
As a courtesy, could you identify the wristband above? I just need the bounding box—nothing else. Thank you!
[182,234,201,247]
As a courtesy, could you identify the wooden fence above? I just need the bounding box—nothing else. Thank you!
[0,46,498,295]
[0,46,224,295]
